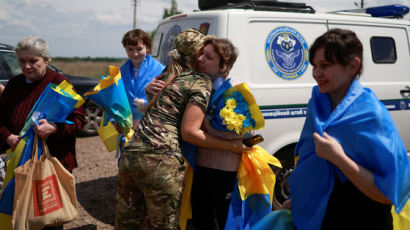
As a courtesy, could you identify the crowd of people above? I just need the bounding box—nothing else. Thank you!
[0,27,409,230]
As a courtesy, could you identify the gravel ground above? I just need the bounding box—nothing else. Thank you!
[64,135,118,230]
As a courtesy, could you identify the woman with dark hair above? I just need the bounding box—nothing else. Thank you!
[120,29,165,127]
[288,28,410,230]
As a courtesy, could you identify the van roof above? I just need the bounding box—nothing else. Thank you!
[162,5,410,27]
[329,4,409,19]
[203,1,315,14]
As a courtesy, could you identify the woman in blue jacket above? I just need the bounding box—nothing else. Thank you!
[120,29,165,128]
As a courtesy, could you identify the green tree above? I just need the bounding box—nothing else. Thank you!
[163,0,182,19]
[151,0,182,39]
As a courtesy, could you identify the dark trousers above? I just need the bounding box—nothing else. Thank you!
[191,165,237,230]
[322,178,392,230]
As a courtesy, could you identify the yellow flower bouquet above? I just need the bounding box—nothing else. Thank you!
[216,83,264,135]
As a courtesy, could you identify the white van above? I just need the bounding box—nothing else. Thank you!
[151,1,410,208]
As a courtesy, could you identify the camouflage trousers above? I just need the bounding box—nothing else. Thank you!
[115,151,186,230]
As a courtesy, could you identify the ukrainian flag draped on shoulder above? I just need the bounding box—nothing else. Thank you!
[288,79,410,230]
[0,81,84,230]
[120,55,165,121]
[84,66,134,153]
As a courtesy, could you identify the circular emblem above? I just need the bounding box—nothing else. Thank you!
[160,25,182,65]
[265,26,309,80]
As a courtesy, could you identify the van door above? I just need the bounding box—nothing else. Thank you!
[227,14,328,154]
[328,22,410,151]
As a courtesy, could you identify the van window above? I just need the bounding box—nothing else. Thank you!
[151,32,163,57]
[370,37,396,63]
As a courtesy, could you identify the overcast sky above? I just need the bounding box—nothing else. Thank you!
[1,0,409,57]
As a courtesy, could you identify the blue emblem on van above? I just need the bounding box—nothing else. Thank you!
[161,25,182,65]
[265,26,309,80]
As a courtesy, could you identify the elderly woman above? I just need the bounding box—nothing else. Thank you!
[0,36,85,230]
[0,36,85,173]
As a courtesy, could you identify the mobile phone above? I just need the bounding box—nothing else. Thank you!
[242,134,264,147]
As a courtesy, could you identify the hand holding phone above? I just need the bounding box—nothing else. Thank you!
[242,134,264,147]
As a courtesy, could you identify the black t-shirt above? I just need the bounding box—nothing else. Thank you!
[321,177,392,230]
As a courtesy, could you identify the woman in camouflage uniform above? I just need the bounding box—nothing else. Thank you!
[115,29,250,230]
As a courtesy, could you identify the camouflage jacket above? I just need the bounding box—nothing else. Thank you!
[124,71,212,155]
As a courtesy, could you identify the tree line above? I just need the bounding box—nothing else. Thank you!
[52,57,127,63]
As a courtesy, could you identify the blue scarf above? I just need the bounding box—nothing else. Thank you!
[289,79,410,230]
[120,54,165,120]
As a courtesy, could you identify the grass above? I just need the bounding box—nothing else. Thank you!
[50,60,127,78]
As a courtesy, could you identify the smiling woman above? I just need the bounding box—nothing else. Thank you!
[288,28,410,230]
[120,28,165,128]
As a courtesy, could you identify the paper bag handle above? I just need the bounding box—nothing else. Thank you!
[41,138,52,158]
[31,134,40,163]
[31,134,52,161]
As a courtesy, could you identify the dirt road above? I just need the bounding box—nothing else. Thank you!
[65,135,117,230]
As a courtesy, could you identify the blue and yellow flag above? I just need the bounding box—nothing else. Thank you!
[179,79,268,230]
[289,79,410,230]
[224,146,281,230]
[0,81,84,229]
[179,142,197,230]
[85,66,134,152]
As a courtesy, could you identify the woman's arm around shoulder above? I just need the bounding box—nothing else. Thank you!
[181,103,251,154]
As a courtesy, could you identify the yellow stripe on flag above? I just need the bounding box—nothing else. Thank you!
[0,213,12,230]
[3,138,27,189]
[237,146,281,204]
[84,66,122,96]
[179,161,194,230]
[393,200,410,230]
[56,80,85,108]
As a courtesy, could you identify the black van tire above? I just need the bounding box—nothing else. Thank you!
[272,159,294,210]
[271,145,296,210]
[81,101,103,136]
